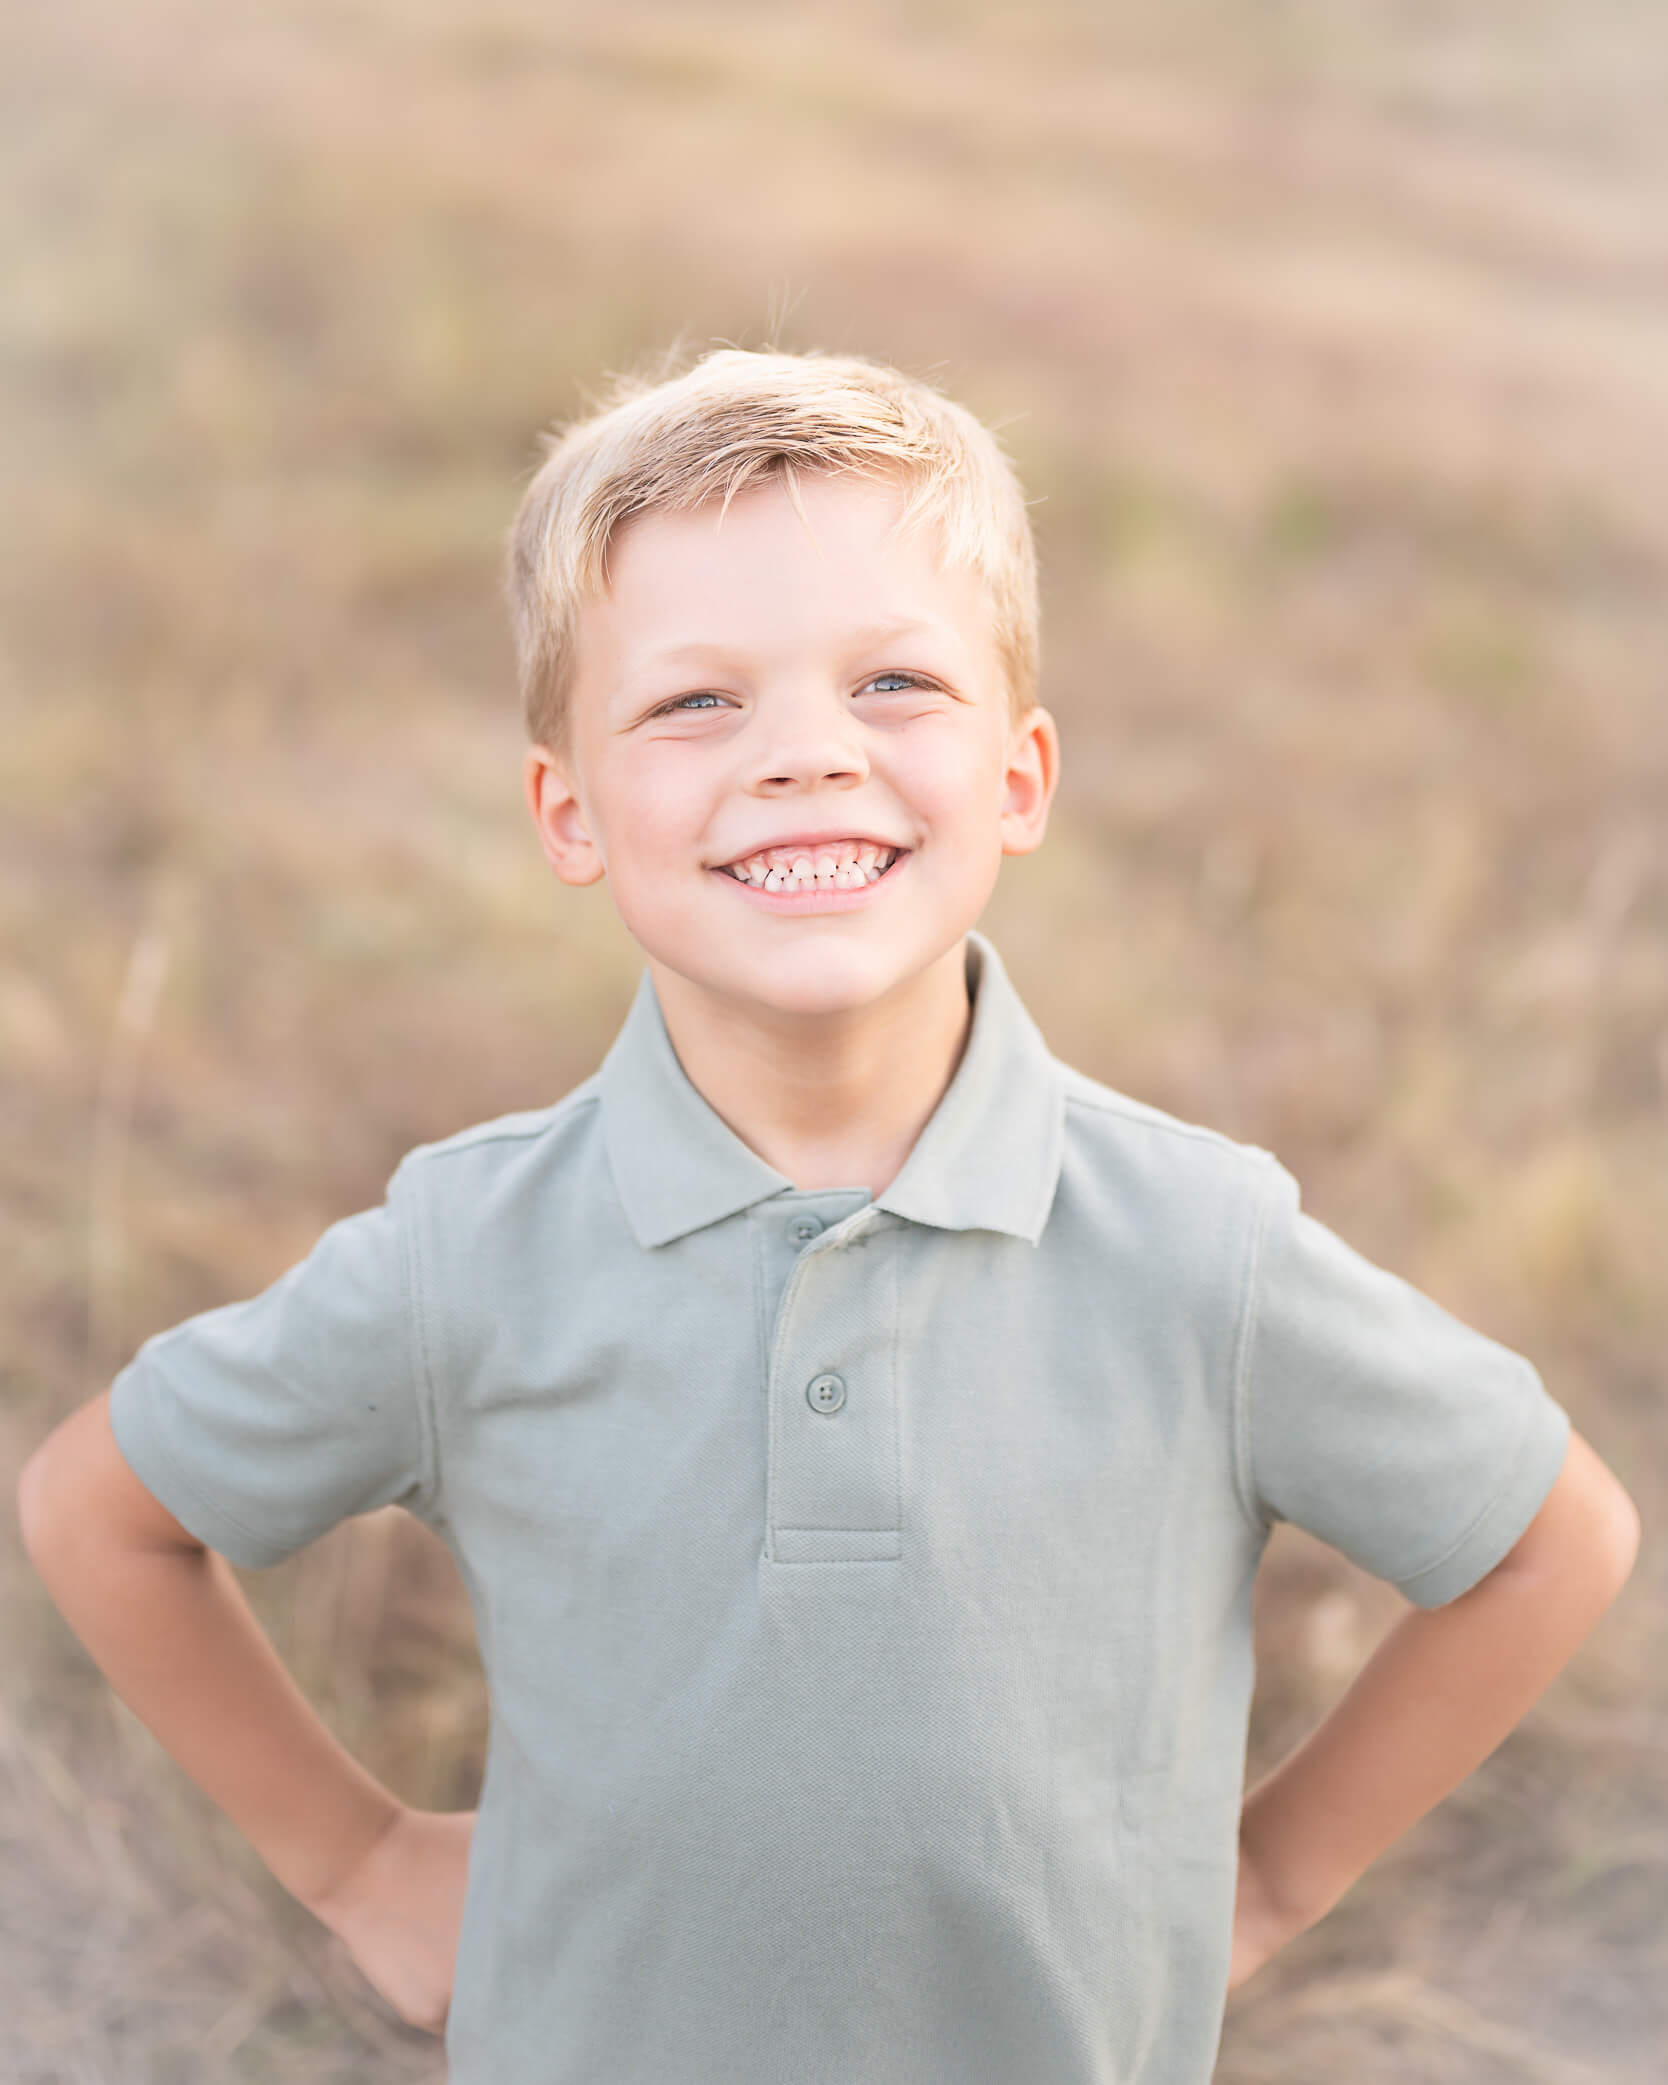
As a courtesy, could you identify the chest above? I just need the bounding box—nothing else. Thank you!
[433,1188,1249,1635]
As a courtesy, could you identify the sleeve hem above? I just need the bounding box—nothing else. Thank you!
[393,1154,443,1519]
[1393,1375,1572,1608]
[108,1365,302,1571]
[1228,1152,1284,1539]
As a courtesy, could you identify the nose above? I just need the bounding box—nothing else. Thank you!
[742,685,870,795]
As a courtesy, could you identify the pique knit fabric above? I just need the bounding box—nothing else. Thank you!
[109,932,1570,2085]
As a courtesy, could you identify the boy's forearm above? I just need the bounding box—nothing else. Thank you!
[20,1421,402,1911]
[1239,1431,1640,1934]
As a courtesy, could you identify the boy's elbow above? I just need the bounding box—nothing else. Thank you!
[16,1435,64,1571]
[1572,1445,1642,1605]
[1602,1478,1643,1595]
[16,1422,87,1573]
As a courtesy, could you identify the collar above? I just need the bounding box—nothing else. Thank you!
[598,930,1066,1250]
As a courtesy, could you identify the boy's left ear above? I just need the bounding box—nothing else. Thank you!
[999,706,1060,857]
[525,745,606,886]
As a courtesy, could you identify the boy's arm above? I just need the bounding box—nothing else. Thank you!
[17,1391,472,2034]
[1232,1423,1641,1990]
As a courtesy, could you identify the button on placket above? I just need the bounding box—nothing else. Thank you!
[790,1216,824,1245]
[806,1372,845,1412]
[765,1214,901,1565]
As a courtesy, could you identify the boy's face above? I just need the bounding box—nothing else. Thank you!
[525,469,1057,1026]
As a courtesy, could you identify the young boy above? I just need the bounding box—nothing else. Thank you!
[20,347,1640,2085]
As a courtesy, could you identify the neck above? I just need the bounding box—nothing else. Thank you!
[647,942,974,1197]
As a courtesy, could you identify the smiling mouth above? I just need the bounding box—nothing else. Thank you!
[717,841,905,894]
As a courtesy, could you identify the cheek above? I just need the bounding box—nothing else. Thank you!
[910,733,1010,836]
[596,760,702,858]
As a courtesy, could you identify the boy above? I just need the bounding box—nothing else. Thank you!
[20,347,1640,2084]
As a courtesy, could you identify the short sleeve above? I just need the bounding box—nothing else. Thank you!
[1241,1157,1571,1607]
[107,1161,434,1569]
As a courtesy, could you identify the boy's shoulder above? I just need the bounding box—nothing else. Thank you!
[1045,1061,1286,1304]
[1055,1057,1278,1186]
[390,1073,605,1190]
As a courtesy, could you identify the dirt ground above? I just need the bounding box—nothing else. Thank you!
[3,2,1665,2078]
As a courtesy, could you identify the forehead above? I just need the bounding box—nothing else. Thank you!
[579,471,993,678]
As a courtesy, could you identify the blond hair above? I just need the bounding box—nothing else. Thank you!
[506,346,1039,749]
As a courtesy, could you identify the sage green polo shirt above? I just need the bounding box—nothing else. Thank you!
[109,931,1570,2085]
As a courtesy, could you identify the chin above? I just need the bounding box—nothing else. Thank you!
[744,956,901,1019]
[709,940,921,1021]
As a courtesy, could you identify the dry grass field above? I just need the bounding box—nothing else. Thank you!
[3,1,1666,2077]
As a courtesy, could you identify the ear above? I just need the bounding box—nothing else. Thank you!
[525,744,606,886]
[998,705,1060,858]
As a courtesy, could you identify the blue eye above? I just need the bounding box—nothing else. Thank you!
[661,692,724,713]
[868,672,923,693]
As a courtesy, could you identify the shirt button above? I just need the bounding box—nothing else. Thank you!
[806,1373,846,1413]
[790,1216,825,1244]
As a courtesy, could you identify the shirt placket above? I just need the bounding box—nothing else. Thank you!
[759,1203,903,1565]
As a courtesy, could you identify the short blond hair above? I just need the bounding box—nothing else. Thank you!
[506,346,1039,749]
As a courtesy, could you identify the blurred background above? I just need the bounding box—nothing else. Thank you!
[4,0,1665,2078]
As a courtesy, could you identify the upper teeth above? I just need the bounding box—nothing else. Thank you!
[723,842,899,892]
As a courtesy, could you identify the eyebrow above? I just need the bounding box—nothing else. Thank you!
[633,616,944,672]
